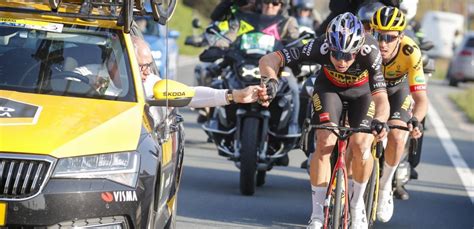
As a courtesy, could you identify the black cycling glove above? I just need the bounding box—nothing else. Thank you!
[407,117,423,131]
[261,76,279,103]
[371,119,389,134]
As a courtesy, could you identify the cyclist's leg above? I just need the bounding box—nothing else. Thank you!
[347,94,375,211]
[377,84,411,222]
[380,86,411,190]
[309,88,342,224]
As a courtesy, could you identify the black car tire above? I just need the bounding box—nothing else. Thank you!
[256,171,266,187]
[240,117,259,196]
[449,78,459,87]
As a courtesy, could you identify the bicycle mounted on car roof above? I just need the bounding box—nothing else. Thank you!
[4,0,177,33]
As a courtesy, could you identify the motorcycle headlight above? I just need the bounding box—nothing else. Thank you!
[239,64,261,82]
[52,152,139,187]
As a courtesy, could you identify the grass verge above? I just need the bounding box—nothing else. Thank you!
[432,58,450,80]
[169,0,210,56]
[449,87,474,123]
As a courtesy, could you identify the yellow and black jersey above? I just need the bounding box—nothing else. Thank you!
[382,36,426,92]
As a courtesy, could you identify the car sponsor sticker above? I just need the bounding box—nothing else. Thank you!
[0,98,42,126]
[101,191,138,203]
[0,202,6,226]
[0,18,63,33]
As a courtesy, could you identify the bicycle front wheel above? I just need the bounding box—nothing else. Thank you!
[364,158,379,228]
[329,168,346,229]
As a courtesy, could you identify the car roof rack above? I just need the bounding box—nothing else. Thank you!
[0,0,177,33]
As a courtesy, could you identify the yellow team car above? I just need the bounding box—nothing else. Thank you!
[0,0,190,228]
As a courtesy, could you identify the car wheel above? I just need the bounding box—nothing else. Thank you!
[449,78,459,87]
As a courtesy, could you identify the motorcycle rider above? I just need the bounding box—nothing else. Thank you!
[258,12,390,228]
[315,0,401,36]
[291,0,322,32]
[370,6,428,223]
[211,0,301,138]
[357,1,385,32]
[210,0,257,22]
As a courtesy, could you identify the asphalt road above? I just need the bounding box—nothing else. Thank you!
[174,56,474,229]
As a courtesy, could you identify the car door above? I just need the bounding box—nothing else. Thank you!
[131,26,184,212]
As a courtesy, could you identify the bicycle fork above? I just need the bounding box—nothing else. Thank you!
[323,139,349,229]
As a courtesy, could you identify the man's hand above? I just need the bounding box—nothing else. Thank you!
[407,117,423,139]
[258,76,278,107]
[371,119,389,142]
[233,85,264,104]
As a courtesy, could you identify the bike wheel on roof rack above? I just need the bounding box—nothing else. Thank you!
[49,0,62,11]
[134,0,144,13]
[151,0,177,25]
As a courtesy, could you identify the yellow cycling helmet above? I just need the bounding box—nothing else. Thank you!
[371,6,406,31]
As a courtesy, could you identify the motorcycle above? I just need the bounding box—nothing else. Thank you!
[188,12,303,196]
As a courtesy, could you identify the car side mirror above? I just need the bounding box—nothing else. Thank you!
[148,79,195,107]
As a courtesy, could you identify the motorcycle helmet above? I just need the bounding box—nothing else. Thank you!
[326,12,365,53]
[294,0,314,10]
[357,2,385,24]
[399,0,418,21]
[371,6,406,31]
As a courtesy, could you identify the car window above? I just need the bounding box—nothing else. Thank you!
[0,23,136,102]
[465,37,474,48]
[136,17,162,37]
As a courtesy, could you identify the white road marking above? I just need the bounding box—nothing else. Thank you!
[428,101,474,204]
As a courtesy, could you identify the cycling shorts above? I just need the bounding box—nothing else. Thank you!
[311,80,375,128]
[387,80,412,122]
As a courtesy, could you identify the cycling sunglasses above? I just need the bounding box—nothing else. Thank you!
[330,50,356,61]
[262,0,282,6]
[373,32,399,43]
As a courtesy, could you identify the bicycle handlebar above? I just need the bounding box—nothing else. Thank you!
[389,125,410,131]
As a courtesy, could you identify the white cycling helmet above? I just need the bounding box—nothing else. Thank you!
[400,0,418,21]
[326,12,365,53]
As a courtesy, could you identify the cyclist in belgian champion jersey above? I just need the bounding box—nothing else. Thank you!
[370,6,428,223]
[258,13,390,229]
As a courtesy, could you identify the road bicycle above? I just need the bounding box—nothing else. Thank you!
[301,119,374,229]
[363,125,410,228]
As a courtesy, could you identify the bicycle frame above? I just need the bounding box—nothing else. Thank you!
[305,125,372,229]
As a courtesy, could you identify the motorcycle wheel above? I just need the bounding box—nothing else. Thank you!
[239,117,259,196]
[256,171,266,187]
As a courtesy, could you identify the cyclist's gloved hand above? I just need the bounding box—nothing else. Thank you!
[371,119,389,142]
[407,117,423,139]
[259,76,278,106]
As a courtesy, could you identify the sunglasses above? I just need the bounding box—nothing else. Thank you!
[139,62,153,72]
[330,50,356,61]
[373,32,399,43]
[262,0,282,6]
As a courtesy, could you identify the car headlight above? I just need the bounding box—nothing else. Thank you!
[52,152,139,187]
[239,64,261,82]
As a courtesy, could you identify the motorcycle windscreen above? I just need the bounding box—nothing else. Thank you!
[240,33,276,55]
